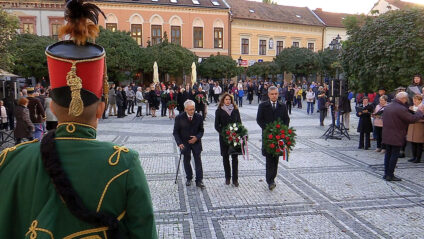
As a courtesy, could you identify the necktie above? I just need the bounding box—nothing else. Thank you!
[272,102,276,110]
[189,116,192,122]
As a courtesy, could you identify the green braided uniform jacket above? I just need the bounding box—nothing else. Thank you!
[0,123,157,239]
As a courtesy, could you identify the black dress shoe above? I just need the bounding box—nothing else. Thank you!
[268,183,276,191]
[408,158,416,162]
[233,181,239,187]
[382,175,387,180]
[196,181,206,189]
[358,146,364,149]
[412,159,421,163]
[399,153,405,158]
[391,176,402,181]
[186,181,192,186]
[225,179,230,185]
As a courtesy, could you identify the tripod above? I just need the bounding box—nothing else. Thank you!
[321,101,350,140]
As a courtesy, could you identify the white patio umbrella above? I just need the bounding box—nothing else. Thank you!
[191,62,196,85]
[153,61,159,84]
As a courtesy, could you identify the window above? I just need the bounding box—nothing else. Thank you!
[292,41,299,47]
[106,23,117,32]
[22,23,34,34]
[214,28,223,48]
[151,25,162,45]
[192,0,200,4]
[51,24,61,40]
[276,41,284,55]
[170,0,177,2]
[131,24,142,46]
[212,1,220,5]
[241,38,249,54]
[259,40,266,55]
[171,26,181,45]
[193,27,203,48]
[308,42,315,51]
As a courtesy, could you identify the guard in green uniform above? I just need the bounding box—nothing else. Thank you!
[0,0,157,238]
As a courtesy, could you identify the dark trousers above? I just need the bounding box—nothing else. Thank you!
[7,112,14,130]
[223,154,238,182]
[0,122,7,130]
[286,101,292,114]
[238,97,243,107]
[209,91,214,102]
[257,95,260,103]
[183,147,203,182]
[214,94,219,103]
[374,126,385,149]
[136,106,142,116]
[196,109,206,120]
[117,105,125,118]
[266,155,279,185]
[46,121,58,131]
[161,102,167,116]
[411,142,423,160]
[319,109,326,125]
[127,100,134,114]
[384,145,401,177]
[297,96,302,108]
[359,131,371,149]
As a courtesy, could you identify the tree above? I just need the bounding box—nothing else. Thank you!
[274,47,319,81]
[341,9,424,92]
[262,0,276,4]
[198,54,240,80]
[0,8,19,71]
[317,48,340,78]
[96,27,142,82]
[10,34,55,80]
[246,61,280,81]
[139,37,197,78]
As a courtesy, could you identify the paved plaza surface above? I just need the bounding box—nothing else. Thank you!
[97,101,424,239]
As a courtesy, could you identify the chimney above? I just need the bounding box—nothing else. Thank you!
[315,8,322,11]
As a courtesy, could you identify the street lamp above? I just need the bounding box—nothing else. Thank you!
[238,56,242,66]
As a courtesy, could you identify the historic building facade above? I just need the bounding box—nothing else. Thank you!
[312,8,353,48]
[226,0,324,68]
[370,0,423,15]
[2,0,230,58]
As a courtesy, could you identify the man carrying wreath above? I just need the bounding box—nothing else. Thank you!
[256,86,290,190]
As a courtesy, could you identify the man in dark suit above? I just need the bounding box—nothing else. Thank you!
[173,100,206,189]
[256,86,290,190]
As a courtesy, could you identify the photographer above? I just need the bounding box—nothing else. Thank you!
[356,97,373,150]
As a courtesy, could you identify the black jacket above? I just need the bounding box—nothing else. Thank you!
[173,112,204,153]
[285,89,294,102]
[176,92,187,112]
[356,104,373,133]
[215,107,242,156]
[257,101,290,156]
[339,95,352,113]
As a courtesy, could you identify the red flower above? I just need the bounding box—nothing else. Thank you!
[276,148,281,153]
[287,141,291,146]
[232,132,237,137]
[288,129,293,134]
[281,134,285,138]
[276,124,281,128]
[285,137,289,141]
[268,134,273,139]
[229,137,233,141]
[236,138,240,142]
[280,130,285,134]
[226,131,231,135]
[270,143,275,148]
[275,135,281,140]
[278,141,284,146]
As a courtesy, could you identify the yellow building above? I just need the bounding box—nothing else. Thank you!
[227,0,324,67]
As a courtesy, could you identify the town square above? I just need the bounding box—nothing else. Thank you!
[0,0,424,238]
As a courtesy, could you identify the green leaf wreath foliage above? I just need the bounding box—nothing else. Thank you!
[221,123,249,150]
[262,121,296,160]
[195,94,207,104]
[167,100,177,109]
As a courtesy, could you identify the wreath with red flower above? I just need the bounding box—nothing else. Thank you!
[222,123,248,152]
[195,94,207,104]
[262,121,296,161]
[167,100,177,109]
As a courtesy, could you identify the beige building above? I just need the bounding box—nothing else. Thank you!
[227,0,324,68]
[312,8,354,48]
[370,0,424,15]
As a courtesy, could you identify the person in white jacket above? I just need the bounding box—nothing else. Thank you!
[306,88,316,115]
[0,100,8,130]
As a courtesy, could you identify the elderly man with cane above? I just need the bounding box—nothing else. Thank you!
[382,91,424,181]
[173,100,206,189]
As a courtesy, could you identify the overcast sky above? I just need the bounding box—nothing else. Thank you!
[257,0,424,14]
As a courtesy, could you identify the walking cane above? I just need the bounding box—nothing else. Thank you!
[175,149,183,184]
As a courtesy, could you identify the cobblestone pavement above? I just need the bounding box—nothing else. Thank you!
[97,100,424,239]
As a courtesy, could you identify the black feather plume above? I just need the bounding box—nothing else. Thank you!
[64,0,106,25]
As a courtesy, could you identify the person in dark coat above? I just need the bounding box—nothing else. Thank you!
[14,97,34,144]
[148,86,158,117]
[317,88,328,126]
[339,93,352,130]
[256,86,290,191]
[160,86,168,117]
[176,88,187,114]
[3,93,15,130]
[115,87,125,118]
[194,87,207,120]
[285,85,294,114]
[247,82,254,104]
[382,92,424,181]
[356,97,373,149]
[215,93,242,187]
[173,100,205,189]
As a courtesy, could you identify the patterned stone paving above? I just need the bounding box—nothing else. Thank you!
[96,97,424,238]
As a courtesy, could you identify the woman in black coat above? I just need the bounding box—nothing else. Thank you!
[176,87,186,114]
[214,93,242,187]
[356,97,373,150]
[116,87,125,118]
[148,87,158,117]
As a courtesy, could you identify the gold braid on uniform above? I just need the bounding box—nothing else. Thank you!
[0,139,39,167]
[40,131,120,239]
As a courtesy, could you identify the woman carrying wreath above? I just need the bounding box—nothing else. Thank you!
[167,89,176,119]
[215,93,242,187]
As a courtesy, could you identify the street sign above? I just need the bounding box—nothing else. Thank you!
[241,60,248,67]
[258,59,263,63]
